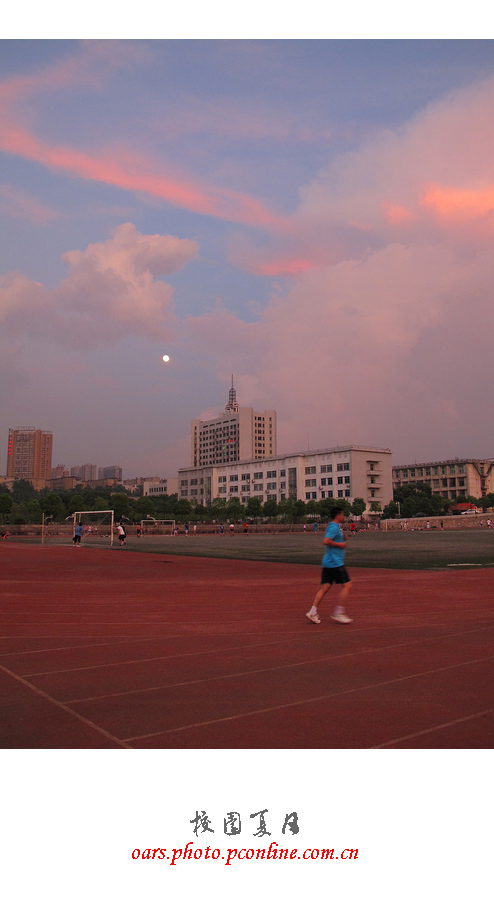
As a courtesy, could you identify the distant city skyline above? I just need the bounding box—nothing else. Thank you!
[2,40,494,478]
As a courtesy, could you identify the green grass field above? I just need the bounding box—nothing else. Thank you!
[108,527,494,570]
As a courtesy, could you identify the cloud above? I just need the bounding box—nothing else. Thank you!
[0,183,59,224]
[185,75,494,461]
[0,223,198,348]
[0,44,289,232]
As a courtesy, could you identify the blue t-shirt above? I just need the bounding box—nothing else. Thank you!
[322,521,345,568]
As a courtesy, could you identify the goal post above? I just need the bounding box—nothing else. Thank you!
[140,518,175,535]
[73,510,115,546]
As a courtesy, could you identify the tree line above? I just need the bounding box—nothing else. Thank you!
[0,480,373,525]
[381,481,494,519]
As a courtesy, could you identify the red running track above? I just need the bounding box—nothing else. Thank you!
[1,544,493,748]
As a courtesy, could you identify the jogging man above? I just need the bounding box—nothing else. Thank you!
[306,507,353,625]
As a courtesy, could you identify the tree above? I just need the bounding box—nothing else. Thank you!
[369,502,382,513]
[351,497,366,516]
[133,496,156,519]
[226,497,244,521]
[0,494,13,519]
[12,479,37,504]
[293,500,306,522]
[174,499,193,521]
[382,500,399,519]
[93,496,111,512]
[110,493,131,520]
[207,498,227,522]
[26,499,41,523]
[69,494,86,514]
[245,497,262,520]
[277,498,295,522]
[305,499,320,516]
[42,492,65,520]
[263,499,278,519]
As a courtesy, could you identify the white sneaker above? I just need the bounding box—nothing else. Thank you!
[306,611,321,624]
[331,613,353,624]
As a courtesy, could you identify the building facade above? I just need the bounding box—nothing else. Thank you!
[71,464,98,482]
[191,382,276,467]
[393,459,494,500]
[98,465,123,482]
[143,478,179,498]
[178,445,392,510]
[6,427,53,481]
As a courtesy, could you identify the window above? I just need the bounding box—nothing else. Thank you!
[253,483,263,491]
[180,480,188,487]
[218,476,227,483]
[229,486,238,493]
[190,478,198,485]
[280,470,286,477]
[241,474,250,481]
[305,466,317,474]
[266,470,276,478]
[344,476,350,484]
[337,463,350,471]
[320,464,332,473]
[267,482,276,490]
[305,479,316,487]
[337,477,343,484]
[229,474,238,482]
[321,478,327,486]
[254,472,263,480]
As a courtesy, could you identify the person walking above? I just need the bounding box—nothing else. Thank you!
[306,506,353,625]
[73,522,83,546]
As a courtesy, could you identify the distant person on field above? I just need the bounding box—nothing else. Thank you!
[73,522,83,546]
[306,506,353,625]
[229,523,235,536]
[117,523,126,546]
[313,521,318,534]
[220,524,224,536]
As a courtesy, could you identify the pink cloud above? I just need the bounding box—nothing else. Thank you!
[421,183,494,222]
[0,223,197,348]
[0,120,287,231]
[0,183,59,224]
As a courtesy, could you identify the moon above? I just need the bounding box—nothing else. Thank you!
[162,355,170,362]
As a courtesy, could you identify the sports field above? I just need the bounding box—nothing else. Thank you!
[116,526,494,569]
[1,534,493,749]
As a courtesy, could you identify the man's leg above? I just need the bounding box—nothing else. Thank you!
[332,579,353,623]
[306,583,331,623]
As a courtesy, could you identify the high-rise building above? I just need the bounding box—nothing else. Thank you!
[191,379,276,467]
[98,465,123,482]
[6,427,53,481]
[71,464,98,482]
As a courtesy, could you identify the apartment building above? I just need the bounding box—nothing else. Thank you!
[393,458,494,500]
[178,445,392,511]
[6,427,53,481]
[191,381,276,467]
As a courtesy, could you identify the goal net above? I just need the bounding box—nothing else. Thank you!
[140,518,175,535]
[73,510,115,545]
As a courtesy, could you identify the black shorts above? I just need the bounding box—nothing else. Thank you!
[321,566,350,585]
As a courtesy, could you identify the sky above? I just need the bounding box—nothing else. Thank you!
[2,38,494,479]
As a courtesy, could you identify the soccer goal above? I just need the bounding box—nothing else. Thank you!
[140,518,175,535]
[73,510,115,546]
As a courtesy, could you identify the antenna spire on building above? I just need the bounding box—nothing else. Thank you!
[225,375,239,413]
